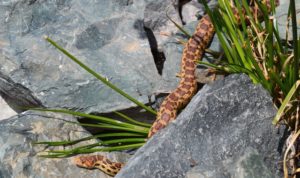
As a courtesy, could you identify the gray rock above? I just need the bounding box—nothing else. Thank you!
[181,0,205,25]
[276,0,300,41]
[0,71,43,112]
[143,0,181,47]
[0,0,161,114]
[186,148,274,178]
[0,111,130,178]
[233,149,274,178]
[116,74,283,178]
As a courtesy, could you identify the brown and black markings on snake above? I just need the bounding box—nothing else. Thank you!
[74,0,278,176]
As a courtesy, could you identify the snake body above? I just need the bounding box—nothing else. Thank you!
[148,14,214,137]
[74,0,277,176]
[73,155,123,176]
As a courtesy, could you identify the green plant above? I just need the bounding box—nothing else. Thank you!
[33,37,156,157]
[198,0,299,176]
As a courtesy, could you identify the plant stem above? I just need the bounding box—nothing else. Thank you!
[31,108,149,133]
[34,132,145,146]
[114,111,152,128]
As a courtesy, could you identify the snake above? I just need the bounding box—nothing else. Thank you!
[74,0,278,176]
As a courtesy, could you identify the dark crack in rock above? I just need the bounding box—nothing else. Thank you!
[0,71,43,112]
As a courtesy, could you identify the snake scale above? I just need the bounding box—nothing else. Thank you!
[74,0,277,176]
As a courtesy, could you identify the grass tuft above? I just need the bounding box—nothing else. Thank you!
[199,0,300,176]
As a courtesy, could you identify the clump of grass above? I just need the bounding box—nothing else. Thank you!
[197,0,299,176]
[33,37,157,157]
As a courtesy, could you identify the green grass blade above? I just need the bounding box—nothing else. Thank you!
[113,111,152,128]
[30,108,149,131]
[44,36,157,115]
[166,12,191,38]
[78,143,144,153]
[66,121,149,134]
[39,153,69,158]
[200,0,234,63]
[48,138,146,154]
[272,80,300,125]
[39,143,144,157]
[34,132,145,146]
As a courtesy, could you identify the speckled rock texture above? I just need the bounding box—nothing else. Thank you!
[185,148,276,178]
[0,111,130,178]
[116,74,284,178]
[0,0,165,114]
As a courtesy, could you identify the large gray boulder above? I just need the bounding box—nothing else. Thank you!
[116,74,283,178]
[0,0,166,114]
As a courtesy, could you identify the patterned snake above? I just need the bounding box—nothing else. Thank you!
[74,0,277,176]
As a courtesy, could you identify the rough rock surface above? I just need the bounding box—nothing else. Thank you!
[116,74,283,178]
[180,0,218,25]
[0,0,163,114]
[0,111,130,178]
[181,0,203,25]
[185,148,275,178]
[0,0,221,116]
[143,0,181,46]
